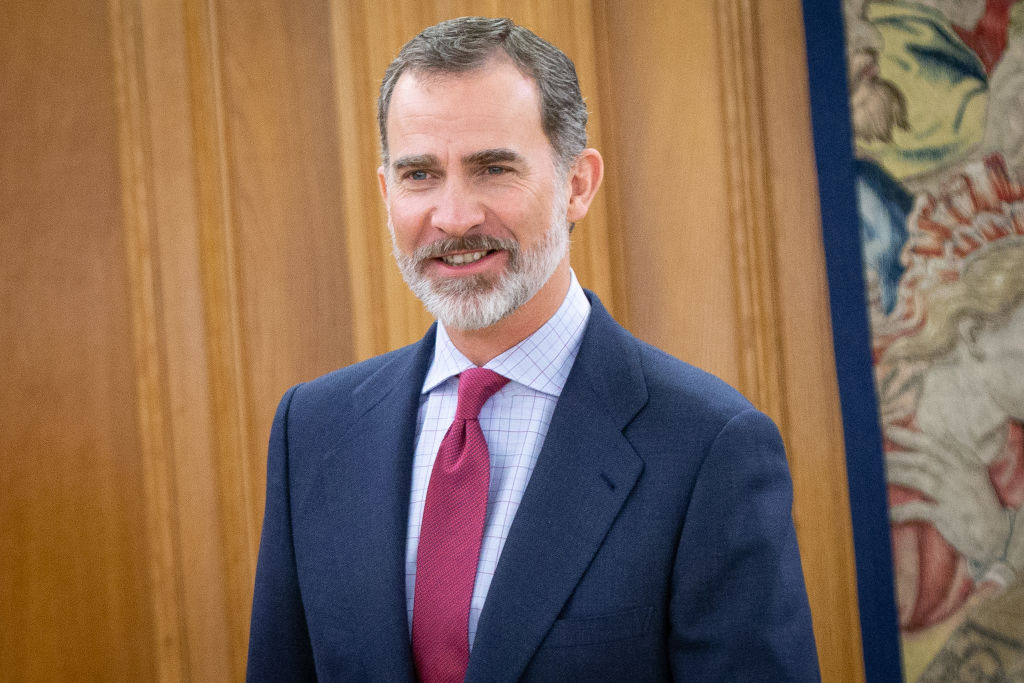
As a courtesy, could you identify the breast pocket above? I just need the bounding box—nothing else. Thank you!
[542,606,656,648]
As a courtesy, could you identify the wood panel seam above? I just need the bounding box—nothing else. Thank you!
[183,0,257,674]
[713,0,790,432]
[109,0,189,678]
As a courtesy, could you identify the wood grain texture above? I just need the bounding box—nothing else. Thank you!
[109,1,189,679]
[112,0,235,678]
[183,0,258,673]
[713,0,786,420]
[594,1,743,387]
[755,2,866,680]
[206,0,360,673]
[1,1,156,679]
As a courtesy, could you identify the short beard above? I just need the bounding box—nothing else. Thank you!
[390,193,570,331]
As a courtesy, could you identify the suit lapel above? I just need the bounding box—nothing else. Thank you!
[467,296,649,682]
[301,329,436,681]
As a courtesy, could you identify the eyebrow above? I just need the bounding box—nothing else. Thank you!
[391,148,525,173]
[464,148,524,167]
[392,154,439,171]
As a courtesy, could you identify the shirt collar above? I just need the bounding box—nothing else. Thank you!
[422,270,591,397]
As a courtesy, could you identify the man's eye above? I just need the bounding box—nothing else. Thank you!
[406,170,430,181]
[485,166,508,176]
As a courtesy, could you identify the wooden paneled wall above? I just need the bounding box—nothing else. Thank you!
[1,1,863,680]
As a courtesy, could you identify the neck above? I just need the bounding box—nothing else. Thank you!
[447,261,571,366]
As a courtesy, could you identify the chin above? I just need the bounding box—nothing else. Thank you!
[408,272,523,331]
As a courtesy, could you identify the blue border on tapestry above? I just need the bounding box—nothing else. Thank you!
[800,2,903,681]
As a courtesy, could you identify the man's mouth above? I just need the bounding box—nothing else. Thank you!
[440,250,491,266]
[410,235,517,273]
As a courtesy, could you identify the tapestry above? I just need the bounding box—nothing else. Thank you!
[841,1,1024,680]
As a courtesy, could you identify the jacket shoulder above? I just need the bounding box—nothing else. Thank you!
[279,339,427,442]
[636,340,755,418]
[300,342,418,397]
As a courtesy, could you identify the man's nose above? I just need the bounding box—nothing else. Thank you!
[430,179,485,236]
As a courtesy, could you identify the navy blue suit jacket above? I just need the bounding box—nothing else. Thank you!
[247,292,820,681]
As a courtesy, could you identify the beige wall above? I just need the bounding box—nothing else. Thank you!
[0,1,863,680]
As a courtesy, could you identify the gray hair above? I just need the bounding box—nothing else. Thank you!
[377,16,588,170]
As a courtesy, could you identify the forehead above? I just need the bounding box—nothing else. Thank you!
[386,60,551,161]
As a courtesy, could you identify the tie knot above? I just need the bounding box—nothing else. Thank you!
[455,368,509,420]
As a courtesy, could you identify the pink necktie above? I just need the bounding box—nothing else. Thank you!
[412,368,509,683]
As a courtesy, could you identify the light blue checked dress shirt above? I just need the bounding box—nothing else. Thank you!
[405,271,592,648]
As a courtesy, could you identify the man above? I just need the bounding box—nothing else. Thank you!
[248,16,819,681]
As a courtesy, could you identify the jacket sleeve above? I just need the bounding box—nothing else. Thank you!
[247,385,317,681]
[669,408,821,681]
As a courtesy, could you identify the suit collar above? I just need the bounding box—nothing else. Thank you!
[467,292,649,681]
[348,325,437,421]
[303,327,437,682]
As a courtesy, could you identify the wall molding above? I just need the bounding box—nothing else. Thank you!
[109,0,245,678]
[109,0,189,678]
[714,0,789,429]
[184,0,256,673]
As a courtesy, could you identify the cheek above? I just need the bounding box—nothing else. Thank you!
[492,191,555,244]
[386,199,429,247]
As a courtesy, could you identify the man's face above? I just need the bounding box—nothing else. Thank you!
[378,59,571,331]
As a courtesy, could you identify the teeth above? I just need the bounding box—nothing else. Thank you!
[441,250,488,266]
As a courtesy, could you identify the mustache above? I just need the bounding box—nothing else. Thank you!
[412,234,520,263]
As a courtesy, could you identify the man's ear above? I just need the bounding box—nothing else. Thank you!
[566,148,604,223]
[377,165,389,201]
